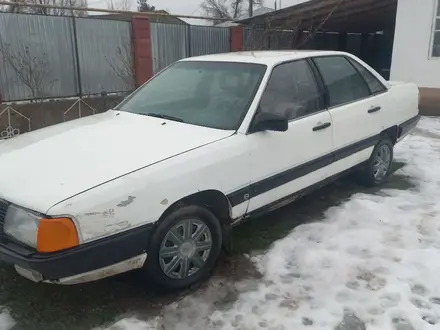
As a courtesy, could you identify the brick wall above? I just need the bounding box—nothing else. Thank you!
[132,16,154,86]
[419,88,440,116]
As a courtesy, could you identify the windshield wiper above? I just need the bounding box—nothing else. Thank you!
[144,113,185,123]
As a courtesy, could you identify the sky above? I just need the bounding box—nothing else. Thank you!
[88,0,306,25]
[147,0,304,17]
[150,0,306,22]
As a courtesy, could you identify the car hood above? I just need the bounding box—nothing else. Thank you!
[0,110,233,213]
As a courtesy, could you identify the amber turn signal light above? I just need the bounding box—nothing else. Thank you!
[37,218,79,253]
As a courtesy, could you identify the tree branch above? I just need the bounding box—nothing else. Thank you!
[202,0,264,22]
[0,38,56,100]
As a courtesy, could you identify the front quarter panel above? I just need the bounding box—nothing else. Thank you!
[47,134,250,243]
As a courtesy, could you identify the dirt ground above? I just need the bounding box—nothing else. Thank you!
[0,161,413,330]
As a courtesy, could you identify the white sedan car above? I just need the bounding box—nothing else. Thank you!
[0,50,419,290]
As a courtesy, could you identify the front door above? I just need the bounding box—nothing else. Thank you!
[246,59,334,213]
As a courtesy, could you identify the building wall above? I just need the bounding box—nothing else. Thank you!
[390,0,440,88]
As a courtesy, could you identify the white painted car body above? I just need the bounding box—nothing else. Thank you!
[0,50,420,284]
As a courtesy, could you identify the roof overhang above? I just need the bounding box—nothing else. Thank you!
[235,0,398,33]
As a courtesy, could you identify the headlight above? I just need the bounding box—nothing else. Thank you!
[3,205,80,252]
[4,205,40,248]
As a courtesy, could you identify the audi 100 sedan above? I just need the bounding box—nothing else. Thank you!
[0,50,419,290]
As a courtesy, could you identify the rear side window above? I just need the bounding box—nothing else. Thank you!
[347,58,387,94]
[313,56,371,107]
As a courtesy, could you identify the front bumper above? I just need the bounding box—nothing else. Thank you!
[0,223,154,283]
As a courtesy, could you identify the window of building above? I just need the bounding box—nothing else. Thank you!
[432,0,440,57]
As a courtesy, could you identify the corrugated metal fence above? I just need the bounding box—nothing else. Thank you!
[243,28,307,50]
[190,25,231,57]
[150,23,189,75]
[0,12,134,102]
[243,28,269,50]
[75,18,134,95]
[0,13,77,101]
[150,23,230,74]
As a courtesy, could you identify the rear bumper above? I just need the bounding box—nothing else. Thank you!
[0,224,154,283]
[397,115,420,142]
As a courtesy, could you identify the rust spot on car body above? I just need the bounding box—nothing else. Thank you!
[103,209,115,217]
[117,196,136,207]
[83,211,101,216]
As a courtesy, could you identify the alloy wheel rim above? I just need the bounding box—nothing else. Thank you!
[159,218,212,280]
[373,144,391,180]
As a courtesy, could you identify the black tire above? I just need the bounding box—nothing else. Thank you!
[143,205,222,291]
[357,136,394,187]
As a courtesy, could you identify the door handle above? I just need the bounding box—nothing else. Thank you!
[313,122,331,131]
[368,106,381,113]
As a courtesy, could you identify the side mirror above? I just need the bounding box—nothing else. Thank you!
[249,111,288,133]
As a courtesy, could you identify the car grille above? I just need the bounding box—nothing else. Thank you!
[0,199,8,234]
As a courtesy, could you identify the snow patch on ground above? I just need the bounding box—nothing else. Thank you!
[104,317,159,330]
[0,308,15,330]
[105,117,440,330]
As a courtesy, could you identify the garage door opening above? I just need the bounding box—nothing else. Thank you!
[236,0,398,80]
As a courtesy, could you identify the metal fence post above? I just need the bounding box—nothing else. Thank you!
[71,15,82,97]
[187,24,192,58]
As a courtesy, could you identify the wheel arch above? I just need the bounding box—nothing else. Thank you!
[381,125,399,144]
[155,190,234,254]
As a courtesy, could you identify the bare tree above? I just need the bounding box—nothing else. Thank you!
[137,0,156,12]
[243,0,346,51]
[201,0,264,22]
[7,0,24,13]
[105,42,135,91]
[0,40,56,100]
[8,0,87,16]
[107,0,131,11]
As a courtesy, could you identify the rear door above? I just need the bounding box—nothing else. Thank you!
[312,55,387,170]
[346,57,392,130]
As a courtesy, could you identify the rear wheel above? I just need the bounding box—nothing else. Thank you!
[358,136,394,187]
[144,205,222,291]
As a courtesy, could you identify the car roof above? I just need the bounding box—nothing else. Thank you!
[178,50,350,66]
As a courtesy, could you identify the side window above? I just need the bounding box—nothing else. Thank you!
[260,60,322,121]
[314,56,371,107]
[432,0,440,57]
[347,58,387,94]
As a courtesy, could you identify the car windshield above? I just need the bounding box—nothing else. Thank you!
[116,61,267,130]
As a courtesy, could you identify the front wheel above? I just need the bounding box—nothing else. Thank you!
[143,205,222,291]
[358,136,394,187]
